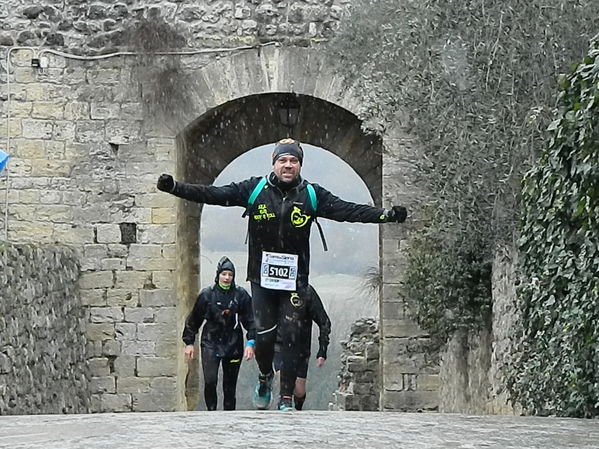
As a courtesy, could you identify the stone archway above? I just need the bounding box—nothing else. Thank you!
[170,46,434,411]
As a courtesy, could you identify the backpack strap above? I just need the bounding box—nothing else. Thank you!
[243,176,268,218]
[306,183,317,213]
[306,183,328,252]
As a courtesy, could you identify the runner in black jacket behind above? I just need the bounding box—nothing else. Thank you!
[182,256,256,411]
[273,284,331,410]
[159,138,407,411]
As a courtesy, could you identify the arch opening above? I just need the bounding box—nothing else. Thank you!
[174,93,384,409]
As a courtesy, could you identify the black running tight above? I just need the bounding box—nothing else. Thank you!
[251,283,306,397]
[201,347,241,410]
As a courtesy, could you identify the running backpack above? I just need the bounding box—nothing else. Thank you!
[244,177,327,251]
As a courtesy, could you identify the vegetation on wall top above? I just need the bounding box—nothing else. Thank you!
[327,0,599,351]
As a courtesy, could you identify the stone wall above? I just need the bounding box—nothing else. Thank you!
[330,318,380,411]
[0,0,433,413]
[0,0,351,53]
[0,243,90,415]
[439,246,521,414]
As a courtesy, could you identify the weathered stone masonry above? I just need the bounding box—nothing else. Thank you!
[0,0,442,413]
[0,243,90,415]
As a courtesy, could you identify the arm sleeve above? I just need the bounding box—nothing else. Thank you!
[170,177,259,208]
[182,291,208,346]
[313,184,388,223]
[238,288,256,342]
[308,286,331,359]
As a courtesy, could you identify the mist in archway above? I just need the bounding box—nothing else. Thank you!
[197,142,379,410]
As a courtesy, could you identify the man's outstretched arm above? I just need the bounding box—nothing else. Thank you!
[312,184,407,224]
[157,173,257,208]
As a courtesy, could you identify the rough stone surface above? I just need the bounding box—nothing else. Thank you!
[0,411,598,449]
[0,0,353,53]
[439,246,520,414]
[330,318,380,411]
[0,243,90,415]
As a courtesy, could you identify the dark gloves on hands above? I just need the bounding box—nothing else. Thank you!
[386,205,408,223]
[157,174,175,192]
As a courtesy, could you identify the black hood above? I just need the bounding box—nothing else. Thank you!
[215,256,235,283]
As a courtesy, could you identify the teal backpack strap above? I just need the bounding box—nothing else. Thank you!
[306,183,328,252]
[243,177,267,245]
[243,177,268,218]
[306,183,317,213]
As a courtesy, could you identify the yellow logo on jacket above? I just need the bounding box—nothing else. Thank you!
[253,203,275,221]
[290,206,310,228]
[289,292,303,307]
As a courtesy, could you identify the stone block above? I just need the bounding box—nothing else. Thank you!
[137,224,176,244]
[31,102,64,120]
[152,271,174,289]
[127,257,175,271]
[124,307,155,323]
[88,358,111,377]
[90,103,120,119]
[140,289,176,307]
[135,193,176,208]
[102,340,121,357]
[381,300,408,320]
[121,340,155,356]
[100,258,126,270]
[132,391,176,412]
[114,356,136,377]
[21,119,53,139]
[90,376,116,394]
[15,139,45,158]
[64,102,90,120]
[347,356,367,373]
[52,223,95,245]
[152,208,176,224]
[90,306,123,323]
[128,244,162,259]
[106,289,139,307]
[79,271,113,290]
[382,318,427,338]
[153,307,177,325]
[137,323,176,342]
[87,323,115,342]
[383,390,439,411]
[115,271,151,289]
[100,393,132,412]
[117,376,151,394]
[365,342,380,360]
[80,289,107,306]
[115,323,137,340]
[31,159,71,177]
[96,224,121,244]
[137,357,177,377]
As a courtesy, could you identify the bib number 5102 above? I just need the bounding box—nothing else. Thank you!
[269,266,289,278]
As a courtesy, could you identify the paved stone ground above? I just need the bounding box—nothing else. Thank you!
[0,411,598,449]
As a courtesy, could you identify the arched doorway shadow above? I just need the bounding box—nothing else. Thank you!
[175,93,383,409]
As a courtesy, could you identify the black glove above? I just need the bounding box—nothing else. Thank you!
[157,174,175,192]
[386,205,407,223]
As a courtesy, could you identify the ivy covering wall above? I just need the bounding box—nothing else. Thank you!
[508,36,599,418]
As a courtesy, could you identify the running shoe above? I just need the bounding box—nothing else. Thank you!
[278,395,294,412]
[252,372,273,410]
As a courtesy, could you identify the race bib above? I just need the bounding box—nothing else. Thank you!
[260,251,298,291]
